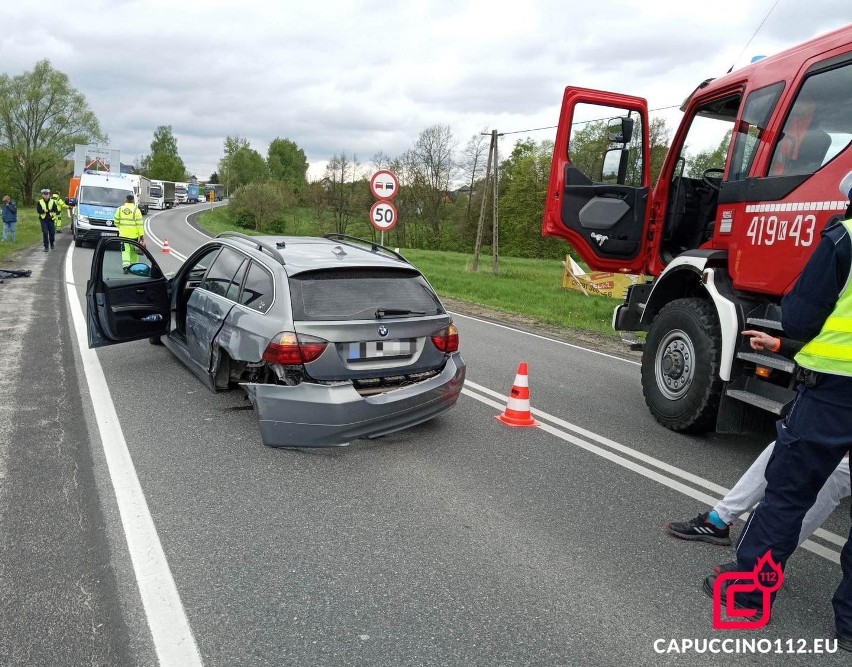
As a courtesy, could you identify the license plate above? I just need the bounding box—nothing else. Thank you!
[348,339,414,360]
[101,231,118,237]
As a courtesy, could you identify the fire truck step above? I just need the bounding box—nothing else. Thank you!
[736,351,796,373]
[725,389,787,415]
[745,317,783,330]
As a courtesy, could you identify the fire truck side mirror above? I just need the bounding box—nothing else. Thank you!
[608,117,634,144]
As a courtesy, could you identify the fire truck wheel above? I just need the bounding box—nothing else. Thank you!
[641,297,722,433]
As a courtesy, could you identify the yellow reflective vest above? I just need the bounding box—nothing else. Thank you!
[794,219,852,376]
[113,202,144,239]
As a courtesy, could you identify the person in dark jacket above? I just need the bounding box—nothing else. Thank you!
[1,195,17,242]
[704,172,852,651]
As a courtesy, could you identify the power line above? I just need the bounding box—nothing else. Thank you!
[727,0,781,73]
[495,103,682,137]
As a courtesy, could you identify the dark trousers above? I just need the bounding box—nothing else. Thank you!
[40,217,55,249]
[736,376,852,636]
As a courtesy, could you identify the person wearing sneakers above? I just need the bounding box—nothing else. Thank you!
[35,188,59,252]
[113,193,145,272]
[704,171,852,651]
[665,333,850,548]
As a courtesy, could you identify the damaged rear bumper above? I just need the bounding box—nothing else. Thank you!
[242,353,466,447]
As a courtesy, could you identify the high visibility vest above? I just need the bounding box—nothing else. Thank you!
[794,219,852,376]
[36,198,58,220]
[113,202,144,239]
[51,196,68,213]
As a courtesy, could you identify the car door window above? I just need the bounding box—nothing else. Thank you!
[187,247,222,287]
[240,262,274,313]
[201,248,245,298]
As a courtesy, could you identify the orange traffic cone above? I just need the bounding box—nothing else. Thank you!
[496,362,539,427]
[162,238,170,253]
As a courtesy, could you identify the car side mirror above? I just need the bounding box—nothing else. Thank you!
[67,197,77,206]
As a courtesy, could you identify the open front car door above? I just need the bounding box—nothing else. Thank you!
[86,238,170,348]
[542,87,652,274]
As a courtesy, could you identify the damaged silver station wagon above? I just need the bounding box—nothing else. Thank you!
[86,232,466,447]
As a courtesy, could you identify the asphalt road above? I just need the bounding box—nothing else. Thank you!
[1,202,849,666]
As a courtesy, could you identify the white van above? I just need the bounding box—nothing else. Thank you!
[70,171,137,248]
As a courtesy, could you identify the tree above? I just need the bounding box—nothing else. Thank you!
[229,182,286,232]
[322,152,362,235]
[208,171,219,183]
[229,145,268,189]
[0,59,105,202]
[499,138,564,258]
[141,125,186,181]
[685,129,732,178]
[218,135,249,194]
[267,137,308,190]
[459,131,489,239]
[403,125,455,243]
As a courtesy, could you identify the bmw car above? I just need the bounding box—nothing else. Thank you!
[86,232,466,447]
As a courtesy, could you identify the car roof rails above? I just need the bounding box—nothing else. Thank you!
[323,234,410,264]
[215,231,286,266]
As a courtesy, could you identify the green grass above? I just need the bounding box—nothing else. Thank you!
[196,207,621,337]
[400,249,619,335]
[0,208,49,263]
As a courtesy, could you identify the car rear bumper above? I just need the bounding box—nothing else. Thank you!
[242,353,465,447]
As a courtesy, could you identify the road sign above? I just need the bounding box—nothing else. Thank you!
[370,170,399,200]
[370,200,398,231]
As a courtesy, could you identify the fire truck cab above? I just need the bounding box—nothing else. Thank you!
[543,24,852,433]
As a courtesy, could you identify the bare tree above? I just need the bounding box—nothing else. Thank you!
[324,152,361,234]
[406,125,455,242]
[460,130,489,233]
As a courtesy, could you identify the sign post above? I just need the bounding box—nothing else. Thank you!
[369,170,399,245]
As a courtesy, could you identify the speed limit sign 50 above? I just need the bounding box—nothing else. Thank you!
[370,200,397,231]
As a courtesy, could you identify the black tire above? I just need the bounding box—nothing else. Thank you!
[149,336,163,345]
[74,238,83,247]
[641,297,723,433]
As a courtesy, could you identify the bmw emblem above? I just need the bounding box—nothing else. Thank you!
[378,325,389,337]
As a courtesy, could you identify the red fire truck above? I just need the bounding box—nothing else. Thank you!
[542,24,852,434]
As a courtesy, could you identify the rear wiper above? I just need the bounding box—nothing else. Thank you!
[375,307,425,319]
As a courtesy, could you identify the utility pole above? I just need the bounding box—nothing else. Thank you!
[491,131,500,274]
[472,129,500,273]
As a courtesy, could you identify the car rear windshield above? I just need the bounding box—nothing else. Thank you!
[288,268,443,321]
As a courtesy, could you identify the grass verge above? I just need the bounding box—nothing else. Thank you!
[196,207,623,337]
[0,209,48,264]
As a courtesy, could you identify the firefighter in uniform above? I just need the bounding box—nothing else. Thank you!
[35,188,59,252]
[50,192,68,233]
[705,172,852,651]
[114,193,145,271]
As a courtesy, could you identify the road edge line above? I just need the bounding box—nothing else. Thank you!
[65,245,203,666]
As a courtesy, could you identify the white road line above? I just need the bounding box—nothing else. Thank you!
[461,385,843,564]
[65,246,203,666]
[144,209,187,262]
[450,311,641,365]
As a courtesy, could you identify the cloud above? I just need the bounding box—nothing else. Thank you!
[1,0,848,180]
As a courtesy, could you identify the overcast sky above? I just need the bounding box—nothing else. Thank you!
[1,0,848,181]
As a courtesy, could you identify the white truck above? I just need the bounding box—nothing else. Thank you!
[70,171,136,248]
[126,174,151,214]
[149,180,176,210]
[174,182,188,205]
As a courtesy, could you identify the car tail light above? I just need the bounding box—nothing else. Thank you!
[431,324,459,353]
[263,332,328,365]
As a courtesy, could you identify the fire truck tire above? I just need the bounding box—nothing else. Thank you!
[641,297,722,433]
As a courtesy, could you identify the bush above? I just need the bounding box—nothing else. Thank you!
[228,181,295,233]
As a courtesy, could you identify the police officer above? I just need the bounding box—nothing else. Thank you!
[50,192,68,233]
[114,193,145,272]
[35,188,58,252]
[705,171,852,651]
